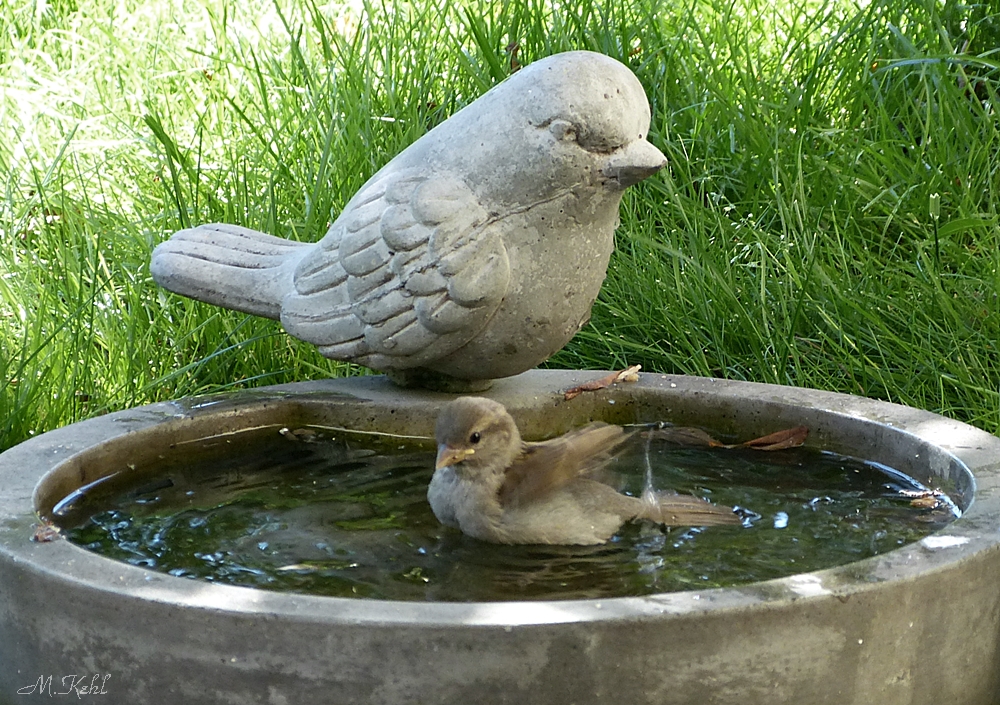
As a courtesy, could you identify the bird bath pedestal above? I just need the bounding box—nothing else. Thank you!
[1,369,999,704]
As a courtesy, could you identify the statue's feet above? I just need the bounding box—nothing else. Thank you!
[386,368,493,393]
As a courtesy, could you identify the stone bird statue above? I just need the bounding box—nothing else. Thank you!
[150,51,666,391]
[429,397,740,545]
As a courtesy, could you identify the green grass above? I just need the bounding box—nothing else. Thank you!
[1,0,999,450]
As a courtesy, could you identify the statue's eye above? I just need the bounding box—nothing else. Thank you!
[469,432,481,444]
[548,119,576,141]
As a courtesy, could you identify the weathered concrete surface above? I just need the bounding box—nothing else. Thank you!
[150,52,666,389]
[2,369,1000,704]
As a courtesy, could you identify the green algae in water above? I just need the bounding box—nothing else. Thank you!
[53,425,959,602]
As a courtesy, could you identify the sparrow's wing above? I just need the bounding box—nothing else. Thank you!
[279,169,510,367]
[498,423,632,509]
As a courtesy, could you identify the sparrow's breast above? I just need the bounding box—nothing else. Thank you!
[427,466,505,539]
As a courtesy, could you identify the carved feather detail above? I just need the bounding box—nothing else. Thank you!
[278,169,510,368]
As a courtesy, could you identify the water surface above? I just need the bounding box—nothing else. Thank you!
[54,424,958,601]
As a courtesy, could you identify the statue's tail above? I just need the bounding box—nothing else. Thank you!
[150,223,311,319]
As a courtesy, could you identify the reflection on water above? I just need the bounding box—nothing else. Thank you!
[54,424,958,602]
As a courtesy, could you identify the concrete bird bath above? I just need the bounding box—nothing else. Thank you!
[2,369,999,704]
[8,46,995,704]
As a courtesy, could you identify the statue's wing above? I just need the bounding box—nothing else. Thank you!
[279,169,510,368]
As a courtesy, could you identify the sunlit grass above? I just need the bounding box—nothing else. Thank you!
[2,0,999,450]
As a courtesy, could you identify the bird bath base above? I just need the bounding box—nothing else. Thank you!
[1,369,999,704]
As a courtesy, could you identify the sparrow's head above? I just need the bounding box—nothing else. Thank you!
[434,397,522,474]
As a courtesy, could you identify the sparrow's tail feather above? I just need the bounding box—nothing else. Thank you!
[150,223,311,319]
[638,489,741,527]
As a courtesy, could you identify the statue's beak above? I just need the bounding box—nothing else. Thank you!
[436,444,476,469]
[602,139,667,188]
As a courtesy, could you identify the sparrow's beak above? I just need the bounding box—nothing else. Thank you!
[436,444,476,469]
[602,139,667,188]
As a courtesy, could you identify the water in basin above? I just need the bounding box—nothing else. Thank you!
[52,424,958,601]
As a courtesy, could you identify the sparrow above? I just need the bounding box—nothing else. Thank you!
[149,51,666,390]
[429,397,741,545]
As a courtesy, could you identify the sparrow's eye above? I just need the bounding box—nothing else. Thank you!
[469,431,481,444]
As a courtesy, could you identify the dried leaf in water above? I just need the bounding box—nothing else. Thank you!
[646,424,807,451]
[646,426,724,448]
[279,427,318,442]
[900,489,944,499]
[901,489,947,510]
[739,426,809,451]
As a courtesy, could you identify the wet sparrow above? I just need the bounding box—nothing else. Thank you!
[429,397,740,545]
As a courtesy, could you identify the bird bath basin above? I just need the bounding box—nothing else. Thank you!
[2,369,999,704]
